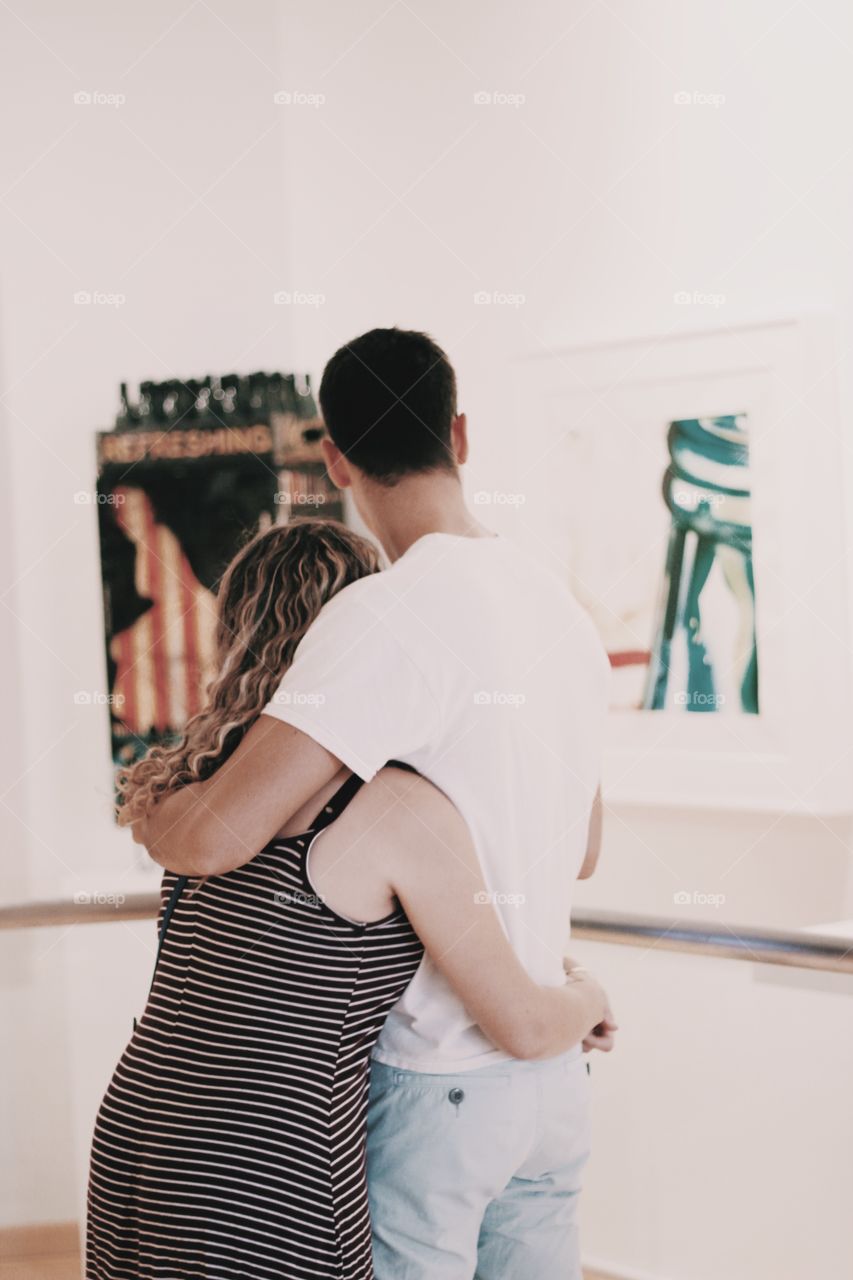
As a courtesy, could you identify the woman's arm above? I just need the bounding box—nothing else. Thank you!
[375,770,609,1060]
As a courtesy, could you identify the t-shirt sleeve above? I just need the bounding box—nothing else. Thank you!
[260,591,441,781]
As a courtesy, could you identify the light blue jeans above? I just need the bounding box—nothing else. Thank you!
[366,1047,591,1280]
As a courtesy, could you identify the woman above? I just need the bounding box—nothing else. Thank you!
[87,518,607,1280]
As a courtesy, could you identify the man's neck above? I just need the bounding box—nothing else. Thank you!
[363,472,492,563]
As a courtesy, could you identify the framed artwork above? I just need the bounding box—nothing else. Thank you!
[96,377,343,783]
[513,317,852,813]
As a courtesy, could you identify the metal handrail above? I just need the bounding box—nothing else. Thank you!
[571,908,853,974]
[1,895,851,973]
[0,893,161,929]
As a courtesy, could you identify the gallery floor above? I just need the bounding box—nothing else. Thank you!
[0,1227,612,1279]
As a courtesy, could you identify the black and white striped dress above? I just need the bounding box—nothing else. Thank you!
[87,774,424,1280]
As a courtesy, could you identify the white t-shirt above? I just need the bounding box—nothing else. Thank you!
[261,531,610,1071]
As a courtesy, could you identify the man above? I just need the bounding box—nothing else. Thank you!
[137,327,612,1279]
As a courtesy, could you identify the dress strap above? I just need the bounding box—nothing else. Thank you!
[385,759,418,776]
[147,874,188,996]
[309,772,365,834]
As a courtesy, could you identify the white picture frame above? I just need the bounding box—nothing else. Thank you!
[512,316,852,814]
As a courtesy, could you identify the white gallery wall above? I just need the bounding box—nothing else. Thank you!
[0,0,296,1227]
[1,1,852,1277]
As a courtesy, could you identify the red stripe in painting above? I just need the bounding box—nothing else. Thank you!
[609,650,651,669]
[115,627,137,733]
[143,500,170,732]
[111,489,138,734]
[180,551,200,719]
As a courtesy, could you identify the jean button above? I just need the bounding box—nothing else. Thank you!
[448,1087,464,1105]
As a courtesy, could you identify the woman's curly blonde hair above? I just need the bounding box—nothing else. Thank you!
[116,517,381,826]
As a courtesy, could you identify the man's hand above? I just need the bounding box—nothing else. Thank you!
[130,814,149,846]
[129,718,343,876]
[135,782,210,871]
[129,781,206,863]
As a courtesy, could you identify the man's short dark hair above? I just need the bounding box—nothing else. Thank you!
[319,328,458,484]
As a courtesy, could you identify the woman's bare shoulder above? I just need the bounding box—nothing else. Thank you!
[361,766,474,857]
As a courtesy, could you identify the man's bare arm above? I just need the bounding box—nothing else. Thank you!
[577,786,603,880]
[134,716,344,876]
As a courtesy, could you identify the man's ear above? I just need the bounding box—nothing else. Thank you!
[321,437,352,489]
[450,412,469,466]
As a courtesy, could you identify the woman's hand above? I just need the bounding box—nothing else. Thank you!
[563,956,618,1053]
[371,770,614,1060]
[582,1009,618,1053]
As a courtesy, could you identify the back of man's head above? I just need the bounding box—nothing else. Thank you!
[319,328,458,485]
